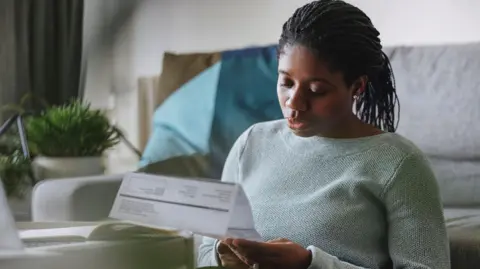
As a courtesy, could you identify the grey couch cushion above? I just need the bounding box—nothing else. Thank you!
[444,208,480,269]
[385,43,480,206]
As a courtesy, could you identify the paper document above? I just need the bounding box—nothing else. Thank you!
[19,221,180,244]
[109,173,262,241]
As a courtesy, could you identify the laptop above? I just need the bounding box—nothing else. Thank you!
[0,182,195,269]
[0,182,28,251]
[0,182,83,251]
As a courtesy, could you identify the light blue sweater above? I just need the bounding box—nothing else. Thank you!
[198,120,450,269]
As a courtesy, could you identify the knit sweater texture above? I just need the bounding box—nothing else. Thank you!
[198,119,450,269]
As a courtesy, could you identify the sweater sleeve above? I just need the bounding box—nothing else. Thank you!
[197,125,255,267]
[306,153,450,269]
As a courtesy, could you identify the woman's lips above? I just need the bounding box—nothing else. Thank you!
[287,118,309,130]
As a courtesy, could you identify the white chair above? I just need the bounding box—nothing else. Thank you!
[31,174,124,222]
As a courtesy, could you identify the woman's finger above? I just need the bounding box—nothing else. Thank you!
[232,239,279,259]
[267,238,291,243]
[230,246,255,265]
[219,254,249,269]
[217,241,232,254]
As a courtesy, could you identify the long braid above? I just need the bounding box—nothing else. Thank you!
[279,0,399,132]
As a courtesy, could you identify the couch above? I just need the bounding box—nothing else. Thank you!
[32,42,480,268]
[384,43,480,268]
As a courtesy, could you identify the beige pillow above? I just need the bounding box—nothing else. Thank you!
[155,52,221,108]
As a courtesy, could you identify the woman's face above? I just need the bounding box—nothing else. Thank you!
[277,45,361,137]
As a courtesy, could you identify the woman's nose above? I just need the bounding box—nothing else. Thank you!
[286,88,308,111]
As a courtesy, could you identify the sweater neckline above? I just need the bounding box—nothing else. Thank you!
[279,121,394,158]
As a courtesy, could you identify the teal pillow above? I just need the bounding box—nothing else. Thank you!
[139,62,220,167]
[209,45,282,178]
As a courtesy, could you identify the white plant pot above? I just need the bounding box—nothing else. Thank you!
[33,156,105,181]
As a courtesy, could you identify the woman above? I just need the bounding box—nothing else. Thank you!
[198,1,450,268]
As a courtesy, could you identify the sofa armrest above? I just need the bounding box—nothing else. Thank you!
[31,174,124,222]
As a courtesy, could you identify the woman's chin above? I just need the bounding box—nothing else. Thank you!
[287,124,315,137]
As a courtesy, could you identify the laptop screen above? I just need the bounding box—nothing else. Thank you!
[0,182,24,250]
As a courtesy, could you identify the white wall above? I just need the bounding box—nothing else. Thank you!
[86,0,480,172]
[131,0,480,78]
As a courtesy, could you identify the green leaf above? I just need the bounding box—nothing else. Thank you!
[25,99,120,157]
[0,154,33,198]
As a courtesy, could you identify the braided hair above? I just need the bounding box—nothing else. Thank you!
[278,0,399,132]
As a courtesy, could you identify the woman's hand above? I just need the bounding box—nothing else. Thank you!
[224,238,312,269]
[217,240,250,269]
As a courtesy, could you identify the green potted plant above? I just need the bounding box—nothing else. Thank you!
[0,154,32,195]
[26,99,121,180]
[0,128,34,220]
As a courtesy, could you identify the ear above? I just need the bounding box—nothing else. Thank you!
[350,76,368,97]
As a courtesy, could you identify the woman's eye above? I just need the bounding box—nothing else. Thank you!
[280,81,293,87]
[311,88,327,95]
